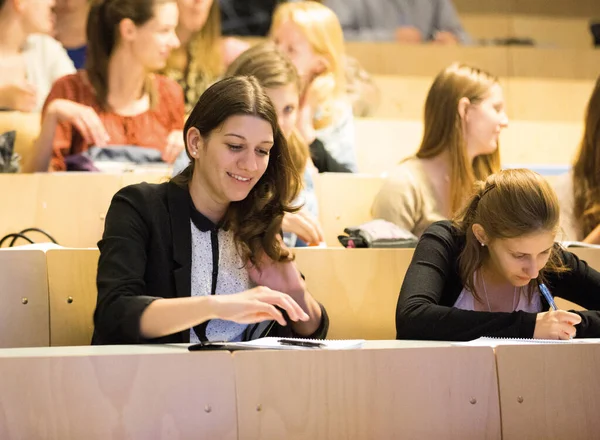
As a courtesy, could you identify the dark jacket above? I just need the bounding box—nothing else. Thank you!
[396,221,600,341]
[93,181,329,345]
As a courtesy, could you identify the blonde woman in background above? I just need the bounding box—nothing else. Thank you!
[555,77,600,244]
[270,1,359,171]
[163,0,249,113]
[372,63,508,237]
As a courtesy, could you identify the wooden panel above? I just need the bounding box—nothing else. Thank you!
[0,111,41,172]
[0,348,237,440]
[454,0,600,17]
[0,174,39,243]
[509,47,600,80]
[35,173,123,248]
[0,249,49,347]
[461,14,514,41]
[47,249,100,346]
[119,169,171,187]
[496,344,600,440]
[234,346,500,440]
[313,173,384,247]
[512,16,593,48]
[569,248,600,272]
[294,248,413,339]
[345,42,510,76]
[355,118,582,174]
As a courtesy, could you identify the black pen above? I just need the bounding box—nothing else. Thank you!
[278,338,325,348]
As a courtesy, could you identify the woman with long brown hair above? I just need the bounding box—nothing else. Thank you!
[372,63,507,237]
[32,0,185,172]
[93,76,328,345]
[556,77,600,243]
[396,169,600,341]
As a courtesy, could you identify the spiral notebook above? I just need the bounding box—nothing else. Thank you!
[188,337,365,351]
[453,337,600,347]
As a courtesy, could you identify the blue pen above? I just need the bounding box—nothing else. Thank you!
[538,282,558,311]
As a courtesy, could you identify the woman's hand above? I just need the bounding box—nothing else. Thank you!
[46,99,109,146]
[282,209,325,245]
[533,310,582,339]
[163,130,184,163]
[210,286,309,326]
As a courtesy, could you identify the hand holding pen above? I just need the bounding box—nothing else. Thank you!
[533,281,582,339]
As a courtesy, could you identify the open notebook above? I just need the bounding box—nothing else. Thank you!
[188,337,365,351]
[453,337,600,347]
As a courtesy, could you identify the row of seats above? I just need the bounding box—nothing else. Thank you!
[0,171,566,249]
[0,246,592,348]
[453,0,600,17]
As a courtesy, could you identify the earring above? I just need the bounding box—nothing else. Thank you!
[480,242,485,247]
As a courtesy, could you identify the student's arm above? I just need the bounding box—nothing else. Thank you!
[95,186,308,343]
[547,249,600,337]
[433,0,472,44]
[396,222,538,341]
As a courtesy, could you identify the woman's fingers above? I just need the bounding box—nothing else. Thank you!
[256,289,309,322]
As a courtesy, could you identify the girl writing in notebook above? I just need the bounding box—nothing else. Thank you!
[93,76,328,345]
[396,168,600,341]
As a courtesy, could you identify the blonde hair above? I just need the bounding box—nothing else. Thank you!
[165,1,223,86]
[453,169,567,302]
[573,76,600,239]
[225,43,309,175]
[270,1,346,130]
[417,63,502,215]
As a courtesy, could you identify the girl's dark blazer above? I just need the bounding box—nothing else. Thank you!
[92,181,329,345]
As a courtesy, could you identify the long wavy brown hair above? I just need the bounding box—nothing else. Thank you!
[86,0,171,109]
[171,76,301,266]
[224,42,310,176]
[453,169,568,302]
[572,76,600,239]
[417,63,502,215]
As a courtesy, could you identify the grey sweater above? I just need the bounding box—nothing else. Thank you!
[323,0,471,43]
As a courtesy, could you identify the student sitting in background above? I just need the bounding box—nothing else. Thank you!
[93,76,328,344]
[555,76,600,244]
[270,1,360,170]
[372,63,507,237]
[32,0,185,172]
[225,43,327,246]
[0,0,75,112]
[324,0,471,44]
[162,0,249,114]
[54,0,90,69]
[396,169,600,341]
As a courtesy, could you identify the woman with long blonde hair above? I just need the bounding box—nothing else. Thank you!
[372,63,508,237]
[396,168,600,341]
[270,1,358,171]
[555,77,600,243]
[163,0,249,113]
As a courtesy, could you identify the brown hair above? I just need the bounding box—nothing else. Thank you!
[171,76,301,265]
[165,1,223,85]
[86,0,170,109]
[225,43,309,175]
[453,168,567,301]
[572,76,600,239]
[417,63,502,215]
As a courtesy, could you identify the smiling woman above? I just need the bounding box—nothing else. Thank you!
[30,0,186,172]
[396,168,600,342]
[93,76,329,345]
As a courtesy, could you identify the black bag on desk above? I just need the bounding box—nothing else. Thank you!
[0,130,20,173]
[338,219,418,248]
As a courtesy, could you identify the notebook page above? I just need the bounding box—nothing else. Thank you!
[452,337,600,347]
[237,337,365,350]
